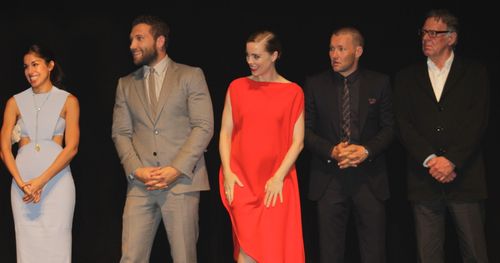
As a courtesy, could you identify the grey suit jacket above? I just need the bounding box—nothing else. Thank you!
[112,57,214,194]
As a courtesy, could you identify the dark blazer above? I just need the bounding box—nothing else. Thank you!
[394,56,489,201]
[305,69,394,201]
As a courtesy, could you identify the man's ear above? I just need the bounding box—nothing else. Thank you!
[355,46,363,59]
[157,35,166,50]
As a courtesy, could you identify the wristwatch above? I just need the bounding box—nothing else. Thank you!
[128,173,135,181]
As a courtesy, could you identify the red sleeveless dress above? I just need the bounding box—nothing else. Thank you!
[219,77,305,263]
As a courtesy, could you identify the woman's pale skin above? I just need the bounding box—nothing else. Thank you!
[0,51,80,203]
[219,39,304,262]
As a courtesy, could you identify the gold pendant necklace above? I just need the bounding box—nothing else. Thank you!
[32,89,52,152]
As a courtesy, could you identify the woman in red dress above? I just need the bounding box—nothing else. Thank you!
[219,30,305,263]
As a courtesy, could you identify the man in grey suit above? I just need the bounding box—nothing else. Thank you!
[112,15,214,263]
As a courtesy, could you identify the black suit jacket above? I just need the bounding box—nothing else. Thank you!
[305,69,394,201]
[394,56,489,201]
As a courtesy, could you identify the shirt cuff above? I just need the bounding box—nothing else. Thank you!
[423,154,437,168]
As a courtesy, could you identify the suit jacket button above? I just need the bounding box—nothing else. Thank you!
[154,130,159,135]
[436,126,443,132]
[153,152,157,156]
[327,159,332,164]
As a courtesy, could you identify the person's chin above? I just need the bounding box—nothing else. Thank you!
[133,59,145,66]
[130,55,142,65]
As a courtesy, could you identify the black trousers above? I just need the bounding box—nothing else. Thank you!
[317,182,386,263]
[412,200,488,263]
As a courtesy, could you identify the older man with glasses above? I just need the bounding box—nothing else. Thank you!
[394,9,490,263]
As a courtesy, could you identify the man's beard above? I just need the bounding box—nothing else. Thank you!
[134,48,158,66]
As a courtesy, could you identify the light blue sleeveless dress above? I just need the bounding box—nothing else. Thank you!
[12,86,75,263]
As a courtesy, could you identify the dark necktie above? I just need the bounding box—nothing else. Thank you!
[341,78,351,142]
[148,67,157,115]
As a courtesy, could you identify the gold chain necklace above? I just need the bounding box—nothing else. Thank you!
[32,89,52,152]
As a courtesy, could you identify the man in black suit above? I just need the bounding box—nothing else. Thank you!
[394,9,490,263]
[305,27,394,263]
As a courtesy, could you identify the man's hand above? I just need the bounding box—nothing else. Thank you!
[331,141,349,161]
[145,166,181,190]
[427,156,455,183]
[334,143,369,169]
[134,167,161,183]
[340,144,369,168]
[436,171,457,183]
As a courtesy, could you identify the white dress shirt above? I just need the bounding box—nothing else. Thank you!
[427,52,454,102]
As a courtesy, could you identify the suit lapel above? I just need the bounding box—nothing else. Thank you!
[358,72,369,133]
[153,58,176,123]
[440,57,464,100]
[415,62,438,103]
[132,68,155,123]
[325,73,341,137]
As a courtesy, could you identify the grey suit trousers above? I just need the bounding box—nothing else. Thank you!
[120,185,200,263]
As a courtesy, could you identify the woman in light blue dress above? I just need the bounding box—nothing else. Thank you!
[0,44,79,263]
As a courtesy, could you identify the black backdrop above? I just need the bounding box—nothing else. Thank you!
[1,2,498,262]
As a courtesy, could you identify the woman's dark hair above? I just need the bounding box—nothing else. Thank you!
[26,44,65,89]
[247,30,282,59]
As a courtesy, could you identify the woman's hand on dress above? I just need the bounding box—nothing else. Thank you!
[32,189,42,203]
[264,176,284,208]
[20,184,42,203]
[223,169,243,205]
[25,177,47,203]
[20,184,35,203]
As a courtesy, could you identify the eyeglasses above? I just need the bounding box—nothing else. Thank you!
[418,29,452,38]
